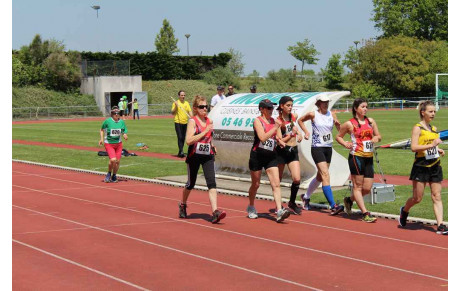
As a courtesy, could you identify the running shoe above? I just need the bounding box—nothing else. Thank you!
[436,224,448,235]
[111,174,118,183]
[276,208,291,223]
[343,197,353,215]
[211,209,226,224]
[288,201,302,215]
[362,212,377,223]
[398,206,409,227]
[104,173,112,183]
[300,194,311,210]
[178,202,187,218]
[330,204,344,216]
[247,205,258,219]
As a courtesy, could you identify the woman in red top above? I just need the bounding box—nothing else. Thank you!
[247,99,290,223]
[276,96,303,215]
[178,95,226,224]
[336,98,382,223]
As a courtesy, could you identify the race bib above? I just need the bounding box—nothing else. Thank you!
[285,123,293,135]
[110,129,121,137]
[259,138,275,151]
[196,142,211,155]
[363,140,374,153]
[424,146,440,160]
[320,133,332,145]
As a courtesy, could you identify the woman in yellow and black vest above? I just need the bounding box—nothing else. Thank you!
[398,101,447,235]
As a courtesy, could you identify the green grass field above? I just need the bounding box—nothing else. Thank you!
[12,108,448,220]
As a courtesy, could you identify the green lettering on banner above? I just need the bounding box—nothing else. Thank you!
[229,92,319,105]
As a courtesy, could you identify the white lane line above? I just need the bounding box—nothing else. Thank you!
[13,205,321,291]
[12,170,447,250]
[13,239,149,291]
[13,220,179,235]
[13,186,448,282]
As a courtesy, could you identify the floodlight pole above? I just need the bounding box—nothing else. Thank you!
[185,34,191,56]
[91,5,100,18]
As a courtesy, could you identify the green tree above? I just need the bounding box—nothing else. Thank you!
[248,70,260,84]
[372,0,448,41]
[342,46,359,71]
[349,36,446,97]
[287,38,320,73]
[323,54,344,89]
[154,19,179,55]
[227,48,244,77]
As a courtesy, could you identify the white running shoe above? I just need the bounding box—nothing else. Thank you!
[276,208,291,223]
[247,205,258,219]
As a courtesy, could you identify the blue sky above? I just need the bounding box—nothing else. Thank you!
[13,0,379,76]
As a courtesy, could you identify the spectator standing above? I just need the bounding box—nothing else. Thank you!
[118,98,125,119]
[250,85,257,93]
[123,96,129,118]
[130,98,139,120]
[210,85,226,110]
[172,90,192,158]
[226,85,236,97]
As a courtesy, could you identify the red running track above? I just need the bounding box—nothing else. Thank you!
[12,162,448,290]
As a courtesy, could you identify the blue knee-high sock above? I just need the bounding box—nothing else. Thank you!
[322,185,335,208]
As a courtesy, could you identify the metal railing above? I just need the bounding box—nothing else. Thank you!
[12,106,103,120]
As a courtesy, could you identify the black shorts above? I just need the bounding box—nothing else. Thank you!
[348,154,374,178]
[409,163,443,183]
[249,150,279,171]
[276,145,299,165]
[311,147,332,164]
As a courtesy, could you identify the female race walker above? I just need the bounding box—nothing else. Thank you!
[247,99,291,223]
[178,95,226,224]
[99,106,128,183]
[335,98,381,223]
[398,101,447,235]
[276,96,303,215]
[297,94,344,215]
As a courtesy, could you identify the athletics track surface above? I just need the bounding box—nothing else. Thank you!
[13,162,448,290]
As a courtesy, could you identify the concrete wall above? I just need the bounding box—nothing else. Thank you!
[81,76,142,116]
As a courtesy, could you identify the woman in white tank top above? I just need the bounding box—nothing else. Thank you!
[297,94,344,215]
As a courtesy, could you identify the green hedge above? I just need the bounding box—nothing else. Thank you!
[80,51,232,80]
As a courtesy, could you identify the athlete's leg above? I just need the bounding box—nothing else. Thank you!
[202,158,218,212]
[429,182,443,226]
[350,174,368,214]
[277,163,285,182]
[266,166,282,211]
[287,161,301,203]
[403,180,426,212]
[249,170,262,206]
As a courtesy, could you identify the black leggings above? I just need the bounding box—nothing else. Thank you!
[175,122,188,154]
[185,155,217,190]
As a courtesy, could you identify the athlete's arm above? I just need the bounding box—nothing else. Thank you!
[369,118,381,143]
[332,111,341,131]
[297,111,314,140]
[410,126,442,152]
[253,118,281,143]
[335,121,353,149]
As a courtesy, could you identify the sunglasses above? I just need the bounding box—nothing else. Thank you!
[197,105,209,109]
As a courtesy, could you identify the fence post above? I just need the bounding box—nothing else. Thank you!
[400,100,403,110]
[345,101,349,113]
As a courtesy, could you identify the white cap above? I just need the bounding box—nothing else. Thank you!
[316,94,330,102]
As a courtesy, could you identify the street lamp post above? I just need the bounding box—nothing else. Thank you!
[185,34,191,56]
[353,40,360,50]
[91,5,100,18]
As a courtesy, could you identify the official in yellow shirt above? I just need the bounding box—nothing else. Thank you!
[172,90,192,158]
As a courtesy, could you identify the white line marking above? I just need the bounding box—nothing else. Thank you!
[13,220,179,235]
[12,170,447,250]
[13,239,149,290]
[13,186,448,282]
[13,205,321,290]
